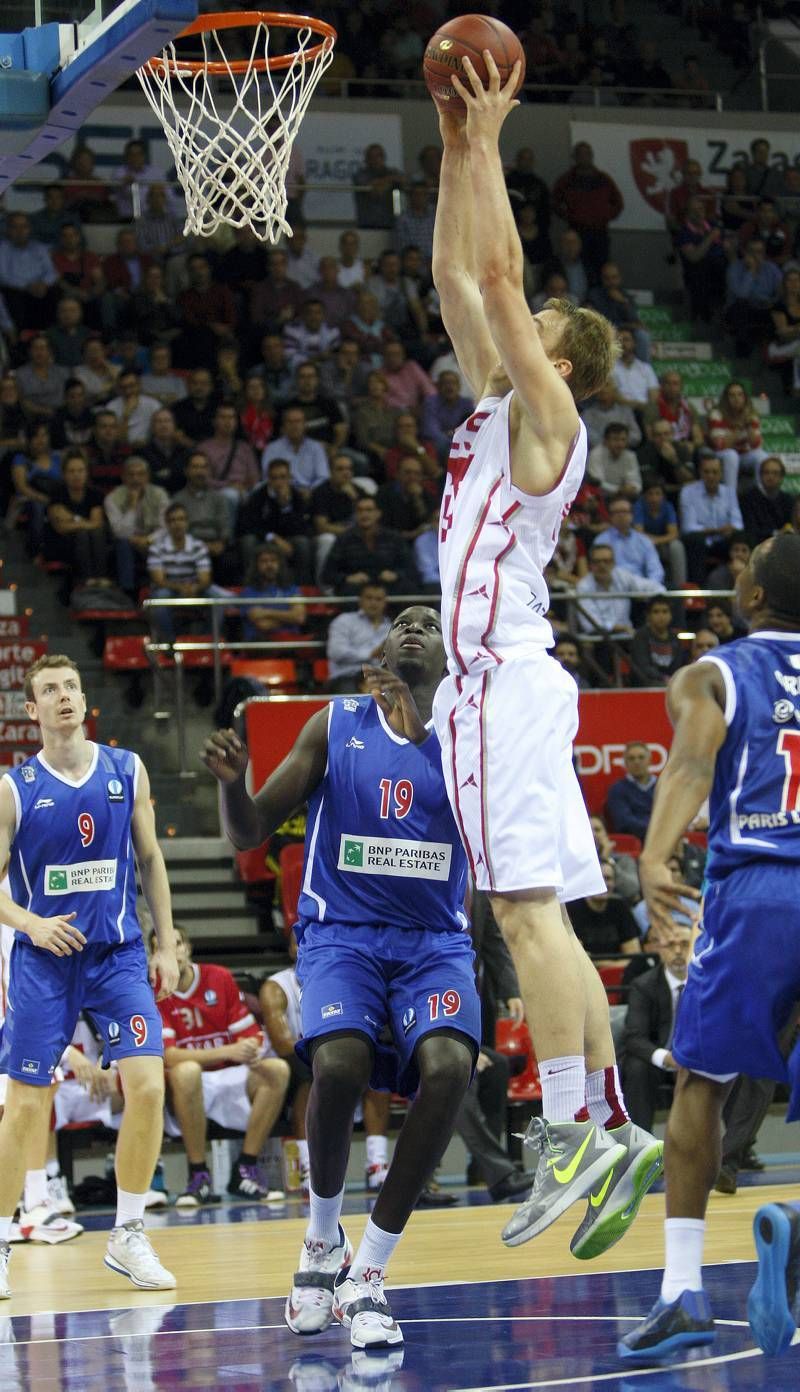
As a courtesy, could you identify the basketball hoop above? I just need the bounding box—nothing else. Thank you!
[137,11,336,242]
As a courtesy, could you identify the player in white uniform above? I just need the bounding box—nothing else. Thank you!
[431,56,663,1254]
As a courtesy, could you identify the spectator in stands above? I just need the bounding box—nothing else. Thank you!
[61,143,115,222]
[606,740,657,840]
[353,143,404,229]
[104,455,168,596]
[612,328,659,410]
[543,227,588,305]
[216,226,269,294]
[283,299,340,371]
[741,454,794,544]
[642,370,704,474]
[721,164,754,235]
[237,457,313,582]
[393,183,436,268]
[343,289,395,369]
[51,222,102,307]
[707,532,751,590]
[738,197,791,265]
[140,406,188,494]
[325,580,391,691]
[107,369,161,448]
[679,451,744,582]
[113,139,167,219]
[421,371,473,461]
[44,447,108,588]
[0,212,58,330]
[157,925,289,1204]
[516,204,553,299]
[383,411,441,492]
[568,860,641,959]
[633,475,688,587]
[350,370,399,474]
[284,222,319,291]
[173,368,218,447]
[551,142,624,283]
[665,159,715,238]
[589,814,641,904]
[705,597,747,645]
[380,340,435,416]
[706,381,767,493]
[336,229,366,289]
[596,495,664,582]
[261,405,329,495]
[8,422,61,549]
[622,924,692,1129]
[259,942,312,1191]
[582,381,641,451]
[724,236,783,355]
[197,402,258,510]
[176,254,237,368]
[102,228,151,304]
[86,408,128,493]
[623,37,672,102]
[127,263,181,350]
[768,268,800,388]
[282,362,348,454]
[170,449,235,581]
[588,423,642,498]
[47,296,89,370]
[575,541,662,639]
[629,595,688,687]
[744,138,783,199]
[239,543,305,640]
[505,146,551,228]
[251,333,294,405]
[147,501,215,639]
[691,628,719,659]
[309,255,356,329]
[368,248,427,345]
[413,513,440,593]
[311,453,364,580]
[376,455,432,542]
[29,184,78,247]
[16,335,68,421]
[321,493,415,595]
[50,377,92,452]
[75,335,119,406]
[587,262,651,360]
[216,341,244,407]
[134,182,184,263]
[675,195,728,323]
[239,374,274,454]
[0,373,27,459]
[140,343,186,410]
[554,633,590,689]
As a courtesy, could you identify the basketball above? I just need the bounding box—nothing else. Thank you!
[423,14,525,115]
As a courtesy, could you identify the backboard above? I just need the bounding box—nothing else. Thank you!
[0,0,197,194]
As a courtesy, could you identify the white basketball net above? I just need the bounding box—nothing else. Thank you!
[137,20,335,242]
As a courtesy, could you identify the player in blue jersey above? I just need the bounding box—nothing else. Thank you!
[203,607,484,1350]
[619,532,800,1365]
[0,653,179,1296]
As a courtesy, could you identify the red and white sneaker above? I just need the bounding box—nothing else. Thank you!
[285,1224,353,1335]
[365,1163,388,1192]
[17,1202,83,1244]
[333,1266,404,1349]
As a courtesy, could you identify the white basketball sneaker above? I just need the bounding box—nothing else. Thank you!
[333,1267,404,1349]
[0,1243,9,1300]
[47,1176,75,1216]
[18,1202,83,1244]
[285,1225,353,1335]
[104,1221,176,1290]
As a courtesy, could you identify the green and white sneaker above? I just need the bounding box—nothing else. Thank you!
[570,1120,664,1260]
[501,1117,627,1247]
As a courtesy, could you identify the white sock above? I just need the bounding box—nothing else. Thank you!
[23,1170,49,1212]
[0,1218,11,1243]
[297,1139,309,1172]
[349,1216,401,1281]
[306,1185,345,1247]
[540,1055,587,1123]
[661,1218,706,1301]
[114,1188,146,1229]
[366,1135,388,1168]
[45,1159,60,1180]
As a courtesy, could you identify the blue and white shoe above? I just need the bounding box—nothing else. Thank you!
[617,1289,715,1365]
[748,1201,800,1356]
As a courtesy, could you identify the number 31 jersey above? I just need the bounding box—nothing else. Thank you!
[702,631,800,876]
[3,743,141,946]
[297,698,469,933]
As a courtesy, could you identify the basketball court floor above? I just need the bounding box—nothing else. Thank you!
[3,1175,798,1389]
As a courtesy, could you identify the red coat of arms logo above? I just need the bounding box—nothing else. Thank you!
[629,138,689,213]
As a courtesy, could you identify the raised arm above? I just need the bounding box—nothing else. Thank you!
[431,110,498,401]
[201,705,330,850]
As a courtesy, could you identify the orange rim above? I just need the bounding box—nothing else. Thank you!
[145,10,337,76]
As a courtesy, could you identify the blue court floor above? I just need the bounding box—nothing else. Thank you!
[2,1259,797,1391]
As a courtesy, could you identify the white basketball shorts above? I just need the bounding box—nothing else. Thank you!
[53,1080,115,1131]
[164,1063,253,1138]
[433,652,605,900]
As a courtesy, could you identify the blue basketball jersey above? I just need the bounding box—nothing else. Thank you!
[297,698,469,933]
[702,630,800,876]
[3,743,141,946]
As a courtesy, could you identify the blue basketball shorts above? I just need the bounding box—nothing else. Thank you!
[673,866,800,1113]
[0,936,163,1086]
[294,920,480,1096]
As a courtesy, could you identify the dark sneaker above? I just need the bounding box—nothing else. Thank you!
[489,1171,533,1203]
[175,1170,221,1209]
[748,1202,800,1355]
[617,1289,715,1365]
[228,1162,270,1199]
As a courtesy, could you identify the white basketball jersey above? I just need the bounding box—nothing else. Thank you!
[263,966,302,1056]
[438,392,587,676]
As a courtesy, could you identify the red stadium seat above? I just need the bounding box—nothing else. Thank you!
[234,841,274,887]
[495,1018,542,1102]
[597,961,627,1005]
[230,658,299,691]
[684,829,708,849]
[312,658,329,686]
[279,842,305,933]
[610,833,642,857]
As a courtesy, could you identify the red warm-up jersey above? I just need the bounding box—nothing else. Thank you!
[158,962,262,1069]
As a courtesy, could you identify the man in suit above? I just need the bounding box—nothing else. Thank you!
[622,926,692,1129]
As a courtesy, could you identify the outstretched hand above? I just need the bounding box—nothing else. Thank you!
[362,665,429,745]
[639,854,701,935]
[451,52,522,143]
